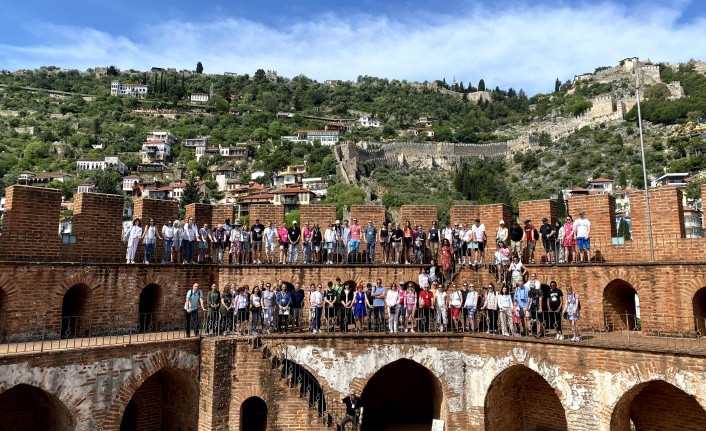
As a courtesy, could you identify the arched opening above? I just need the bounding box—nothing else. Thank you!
[485,364,567,431]
[610,380,706,431]
[138,284,162,332]
[603,279,639,331]
[692,287,706,335]
[120,366,198,431]
[61,283,91,338]
[361,359,443,431]
[241,396,268,431]
[0,384,73,430]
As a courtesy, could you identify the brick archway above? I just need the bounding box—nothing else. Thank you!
[138,283,163,331]
[485,364,567,431]
[692,287,706,335]
[0,383,73,430]
[118,366,198,431]
[610,380,706,430]
[60,283,92,338]
[360,358,443,431]
[603,279,639,331]
[240,396,268,431]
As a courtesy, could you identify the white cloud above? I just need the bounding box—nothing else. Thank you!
[1,1,705,94]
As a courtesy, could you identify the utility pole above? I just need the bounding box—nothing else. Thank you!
[635,58,655,262]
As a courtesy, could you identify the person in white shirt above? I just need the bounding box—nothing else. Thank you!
[263,222,277,264]
[310,284,324,333]
[141,218,162,264]
[171,220,183,264]
[471,219,486,265]
[324,224,336,264]
[124,218,143,264]
[182,216,198,264]
[161,221,174,264]
[386,284,401,333]
[495,220,508,247]
[462,227,473,266]
[573,210,592,263]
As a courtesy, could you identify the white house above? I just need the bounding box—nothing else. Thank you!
[123,175,141,192]
[76,156,127,174]
[184,137,209,148]
[146,131,176,146]
[190,93,210,103]
[77,184,96,194]
[110,80,148,97]
[586,178,614,194]
[141,141,171,163]
[295,130,339,146]
[359,115,381,128]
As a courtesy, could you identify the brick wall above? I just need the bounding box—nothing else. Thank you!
[567,194,617,240]
[299,205,337,229]
[450,204,512,229]
[71,192,125,263]
[518,199,558,226]
[398,205,438,230]
[249,204,285,228]
[0,185,62,262]
[133,199,179,228]
[211,204,236,228]
[185,203,213,228]
[629,187,685,239]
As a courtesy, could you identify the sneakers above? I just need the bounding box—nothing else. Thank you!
[556,334,565,340]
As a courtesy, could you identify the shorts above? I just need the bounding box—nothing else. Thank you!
[543,239,555,251]
[265,242,275,253]
[478,241,485,252]
[198,242,209,249]
[526,241,536,252]
[468,242,478,250]
[577,237,590,250]
[451,307,461,319]
[350,240,360,251]
[467,308,478,317]
[279,242,288,249]
[312,243,321,251]
[253,241,262,251]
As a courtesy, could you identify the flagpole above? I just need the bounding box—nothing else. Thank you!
[635,58,655,261]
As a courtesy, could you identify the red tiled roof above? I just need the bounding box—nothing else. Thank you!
[588,177,614,183]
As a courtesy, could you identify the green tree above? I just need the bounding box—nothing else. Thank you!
[617,218,632,240]
[323,183,366,218]
[285,209,301,228]
[478,79,485,91]
[92,168,122,195]
[196,62,204,74]
[180,174,204,210]
[555,78,561,93]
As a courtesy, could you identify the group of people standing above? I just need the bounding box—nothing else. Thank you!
[181,274,582,342]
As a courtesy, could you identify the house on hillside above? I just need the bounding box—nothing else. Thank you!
[32,172,73,184]
[358,115,381,128]
[586,178,614,194]
[295,130,339,146]
[110,81,148,97]
[272,187,318,212]
[76,156,127,174]
[190,93,210,103]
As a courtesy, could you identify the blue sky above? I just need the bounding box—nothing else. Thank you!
[1,0,705,94]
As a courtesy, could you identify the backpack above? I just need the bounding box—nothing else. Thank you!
[533,228,539,241]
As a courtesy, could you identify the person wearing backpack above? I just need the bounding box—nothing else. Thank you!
[522,219,539,264]
[184,283,206,337]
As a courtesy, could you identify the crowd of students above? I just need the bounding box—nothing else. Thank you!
[123,212,593,271]
[182,273,582,342]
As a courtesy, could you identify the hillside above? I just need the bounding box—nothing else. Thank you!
[1,59,706,222]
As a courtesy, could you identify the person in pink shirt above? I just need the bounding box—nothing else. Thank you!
[302,222,313,263]
[348,219,362,263]
[277,223,289,264]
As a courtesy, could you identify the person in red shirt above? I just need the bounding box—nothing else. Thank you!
[418,284,434,332]
[522,219,538,264]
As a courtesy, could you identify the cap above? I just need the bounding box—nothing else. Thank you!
[524,219,531,223]
[399,281,405,285]
[499,220,505,224]
[292,220,298,224]
[579,210,585,215]
[542,217,548,221]
[335,220,341,224]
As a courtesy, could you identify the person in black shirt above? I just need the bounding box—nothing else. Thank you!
[251,218,265,264]
[341,390,363,430]
[287,221,301,264]
[324,281,337,332]
[539,218,556,264]
[547,281,564,339]
[290,282,306,332]
[509,221,524,261]
[311,222,323,264]
[428,221,440,262]
[391,224,404,264]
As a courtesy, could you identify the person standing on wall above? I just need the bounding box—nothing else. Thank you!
[574,210,592,263]
[182,216,198,264]
[428,221,440,262]
[141,218,161,264]
[124,218,142,264]
[161,220,173,264]
[184,283,205,337]
[251,218,265,265]
[364,220,377,263]
[206,283,220,336]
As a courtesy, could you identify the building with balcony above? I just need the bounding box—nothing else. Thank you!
[652,173,689,187]
[184,137,209,148]
[359,115,381,128]
[684,206,703,238]
[272,187,318,212]
[301,177,330,196]
[587,177,614,194]
[76,156,127,175]
[141,141,172,163]
[273,164,308,189]
[295,130,339,146]
[146,131,177,145]
[110,81,148,98]
[77,184,96,194]
[122,175,141,193]
[190,93,210,103]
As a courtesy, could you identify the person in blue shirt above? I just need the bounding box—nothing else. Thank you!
[183,283,205,337]
[289,282,306,332]
[371,279,387,332]
[275,283,291,333]
[513,280,531,335]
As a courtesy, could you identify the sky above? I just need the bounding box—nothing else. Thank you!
[1,0,705,94]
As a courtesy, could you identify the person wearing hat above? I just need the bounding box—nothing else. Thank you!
[496,220,508,247]
[539,217,557,264]
[522,219,538,264]
[573,210,591,263]
[287,220,301,264]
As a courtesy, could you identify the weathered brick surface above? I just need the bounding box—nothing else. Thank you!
[567,194,616,239]
[249,204,285,228]
[211,204,236,228]
[630,187,685,238]
[299,205,337,229]
[450,204,512,229]
[518,199,558,226]
[398,205,438,230]
[185,203,213,227]
[71,192,125,262]
[0,185,62,261]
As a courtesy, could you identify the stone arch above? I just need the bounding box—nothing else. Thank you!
[240,396,268,431]
[603,279,639,331]
[56,272,100,300]
[610,380,706,431]
[361,358,443,431]
[692,286,706,335]
[105,350,199,430]
[0,383,73,430]
[485,364,567,431]
[118,366,198,431]
[61,283,92,338]
[138,283,163,331]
